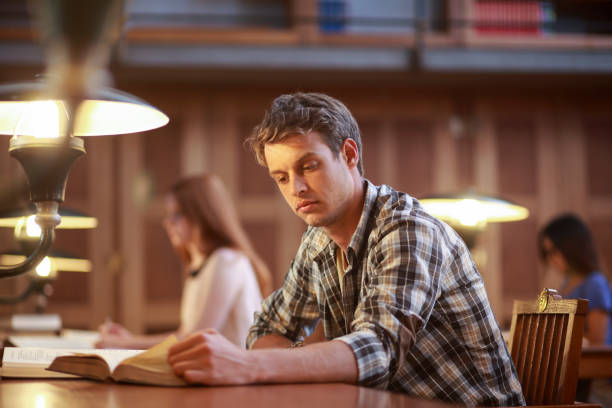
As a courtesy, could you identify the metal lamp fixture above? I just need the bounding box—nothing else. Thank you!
[0,205,98,230]
[0,80,169,138]
[0,251,92,275]
[0,248,92,313]
[0,205,97,310]
[420,193,529,228]
[0,0,168,278]
[420,192,529,249]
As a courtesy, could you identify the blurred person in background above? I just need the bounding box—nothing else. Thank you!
[97,174,272,349]
[539,213,612,346]
[539,213,612,406]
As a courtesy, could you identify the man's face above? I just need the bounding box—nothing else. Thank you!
[264,132,355,228]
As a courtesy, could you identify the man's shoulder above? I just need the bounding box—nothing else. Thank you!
[374,183,414,209]
[370,184,437,227]
[366,182,459,246]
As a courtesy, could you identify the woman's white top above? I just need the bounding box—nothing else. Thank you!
[180,247,263,348]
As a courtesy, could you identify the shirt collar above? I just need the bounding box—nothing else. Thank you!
[306,178,377,260]
[345,179,378,259]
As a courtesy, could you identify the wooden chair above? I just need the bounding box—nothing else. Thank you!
[508,288,589,405]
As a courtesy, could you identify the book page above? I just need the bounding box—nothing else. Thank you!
[2,347,80,367]
[1,347,83,378]
[112,335,187,386]
[71,349,143,373]
[119,335,178,371]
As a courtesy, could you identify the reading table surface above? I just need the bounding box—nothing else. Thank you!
[0,379,603,408]
[0,380,448,408]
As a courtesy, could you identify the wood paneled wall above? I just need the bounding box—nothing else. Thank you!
[1,86,610,331]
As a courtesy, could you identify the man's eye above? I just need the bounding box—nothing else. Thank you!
[303,162,318,171]
[275,176,287,184]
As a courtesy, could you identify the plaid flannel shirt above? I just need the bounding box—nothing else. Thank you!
[247,180,524,406]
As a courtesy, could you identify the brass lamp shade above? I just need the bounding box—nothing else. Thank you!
[0,80,169,137]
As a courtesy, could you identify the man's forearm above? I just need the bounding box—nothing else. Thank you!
[248,339,358,384]
[251,320,326,349]
[251,333,293,349]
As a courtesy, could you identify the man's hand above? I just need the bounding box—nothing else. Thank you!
[168,329,255,385]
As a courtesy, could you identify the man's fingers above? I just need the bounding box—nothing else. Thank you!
[171,359,210,376]
[168,339,211,364]
[168,332,207,357]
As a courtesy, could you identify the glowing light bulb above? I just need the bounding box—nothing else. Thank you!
[35,257,53,277]
[455,199,486,227]
[13,100,67,138]
[14,215,42,240]
[25,215,42,237]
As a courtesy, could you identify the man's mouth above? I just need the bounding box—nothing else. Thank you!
[296,200,317,213]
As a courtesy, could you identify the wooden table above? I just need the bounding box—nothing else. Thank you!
[0,380,455,408]
[0,379,603,408]
[580,345,612,379]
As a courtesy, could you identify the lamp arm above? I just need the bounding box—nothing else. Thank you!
[0,228,54,278]
[0,279,45,305]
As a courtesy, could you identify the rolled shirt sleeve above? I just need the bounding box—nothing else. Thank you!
[247,241,320,348]
[337,217,444,387]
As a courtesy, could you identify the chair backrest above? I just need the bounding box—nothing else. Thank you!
[508,288,589,405]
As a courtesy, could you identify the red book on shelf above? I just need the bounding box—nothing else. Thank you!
[474,0,542,35]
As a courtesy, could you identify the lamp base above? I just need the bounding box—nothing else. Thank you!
[9,136,86,203]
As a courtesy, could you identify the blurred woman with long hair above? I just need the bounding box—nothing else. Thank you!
[97,174,272,349]
[539,213,611,346]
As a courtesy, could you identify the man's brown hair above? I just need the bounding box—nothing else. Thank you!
[246,92,363,175]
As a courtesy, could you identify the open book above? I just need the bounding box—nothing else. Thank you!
[1,347,88,378]
[47,335,187,386]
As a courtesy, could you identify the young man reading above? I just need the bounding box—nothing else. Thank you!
[167,93,525,406]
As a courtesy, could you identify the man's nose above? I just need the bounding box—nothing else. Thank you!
[291,176,307,196]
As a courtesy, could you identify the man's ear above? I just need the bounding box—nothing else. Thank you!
[341,138,359,169]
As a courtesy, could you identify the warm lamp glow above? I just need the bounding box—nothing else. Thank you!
[0,253,91,273]
[421,194,529,228]
[35,257,54,277]
[74,99,169,136]
[13,100,66,138]
[24,215,42,238]
[35,394,47,408]
[1,212,98,230]
[0,81,169,137]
